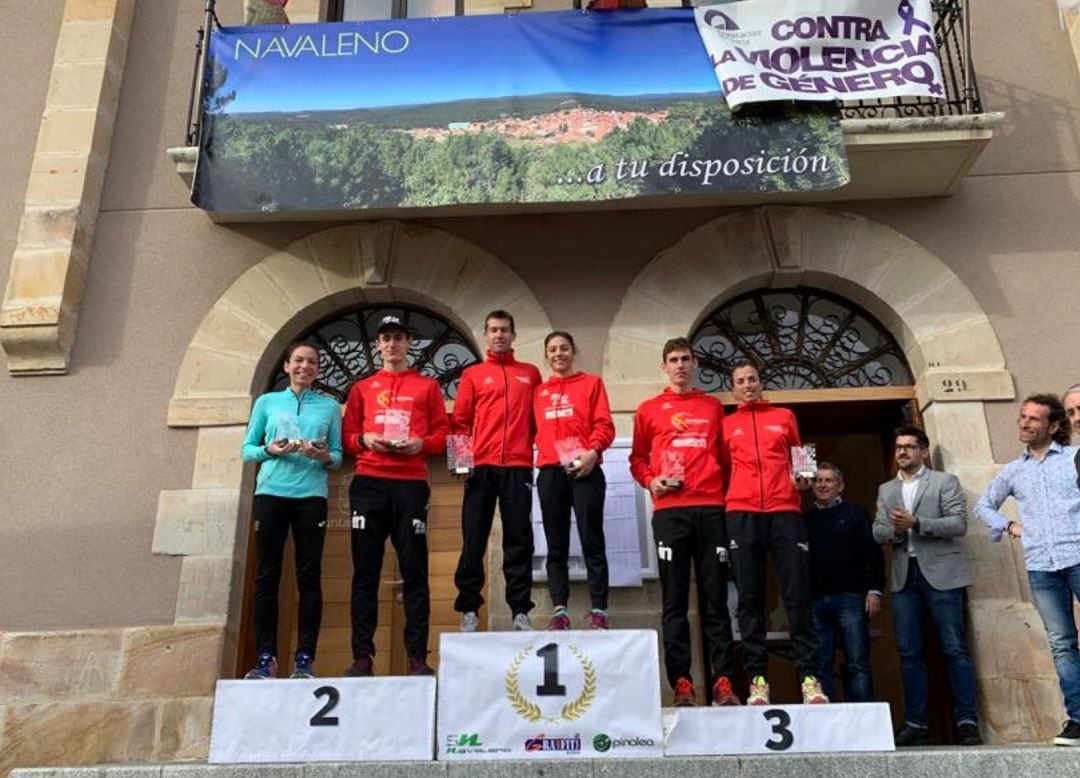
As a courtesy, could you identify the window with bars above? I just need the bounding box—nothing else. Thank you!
[327,0,464,20]
[691,287,914,393]
[269,305,480,401]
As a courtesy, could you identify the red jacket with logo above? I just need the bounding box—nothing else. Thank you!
[534,372,616,467]
[629,388,726,510]
[342,369,449,481]
[721,400,802,513]
[452,350,542,468]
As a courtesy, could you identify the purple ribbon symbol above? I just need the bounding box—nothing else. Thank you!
[897,0,932,35]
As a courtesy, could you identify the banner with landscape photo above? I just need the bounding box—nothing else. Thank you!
[192,9,850,216]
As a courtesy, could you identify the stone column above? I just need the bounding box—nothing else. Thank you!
[1,0,135,375]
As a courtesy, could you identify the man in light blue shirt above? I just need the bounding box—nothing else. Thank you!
[975,393,1080,747]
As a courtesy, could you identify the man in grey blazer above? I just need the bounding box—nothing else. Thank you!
[873,425,981,747]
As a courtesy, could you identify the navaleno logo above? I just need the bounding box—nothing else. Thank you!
[232,31,410,60]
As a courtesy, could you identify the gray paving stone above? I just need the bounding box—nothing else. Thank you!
[596,756,739,777]
[161,766,304,778]
[885,746,1080,778]
[303,763,447,778]
[10,770,104,778]
[738,751,888,778]
[101,767,164,778]
[445,759,591,778]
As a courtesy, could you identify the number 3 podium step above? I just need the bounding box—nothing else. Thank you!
[664,703,895,756]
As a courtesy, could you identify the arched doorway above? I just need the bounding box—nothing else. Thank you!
[159,220,553,684]
[689,285,917,723]
[602,206,1060,743]
[237,304,481,678]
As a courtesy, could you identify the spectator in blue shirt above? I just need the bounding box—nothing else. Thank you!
[975,393,1080,747]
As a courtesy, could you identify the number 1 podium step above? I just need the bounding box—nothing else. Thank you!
[208,677,435,763]
[664,703,895,756]
[437,630,664,759]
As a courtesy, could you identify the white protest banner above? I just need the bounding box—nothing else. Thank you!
[664,703,895,756]
[208,677,436,763]
[694,0,944,109]
[437,630,663,759]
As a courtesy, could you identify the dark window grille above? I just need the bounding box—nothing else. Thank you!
[691,287,913,392]
[326,0,465,20]
[269,305,480,401]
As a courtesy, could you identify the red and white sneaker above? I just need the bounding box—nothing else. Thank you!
[747,675,770,706]
[711,675,741,706]
[586,610,610,630]
[801,675,829,704]
[547,611,572,630]
[673,676,696,707]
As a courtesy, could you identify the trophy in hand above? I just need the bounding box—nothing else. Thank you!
[308,422,329,451]
[382,408,411,450]
[660,449,686,490]
[274,415,302,448]
[792,443,818,480]
[554,437,585,474]
[447,434,474,475]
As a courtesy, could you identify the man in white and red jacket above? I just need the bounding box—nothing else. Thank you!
[452,310,543,632]
[722,360,826,705]
[342,315,449,677]
[630,337,738,707]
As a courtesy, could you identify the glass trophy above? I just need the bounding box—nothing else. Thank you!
[382,408,411,449]
[447,434,474,475]
[554,437,585,473]
[274,414,302,447]
[660,450,686,489]
[308,422,329,451]
[792,443,818,480]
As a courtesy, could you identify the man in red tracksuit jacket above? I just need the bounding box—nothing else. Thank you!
[722,360,826,705]
[452,309,543,632]
[341,315,449,677]
[630,337,739,707]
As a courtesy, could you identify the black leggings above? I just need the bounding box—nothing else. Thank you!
[251,494,327,659]
[537,465,609,610]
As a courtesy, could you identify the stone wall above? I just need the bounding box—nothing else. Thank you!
[0,625,224,772]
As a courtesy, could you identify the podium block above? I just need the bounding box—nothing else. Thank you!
[663,702,895,756]
[208,677,436,763]
[437,630,663,759]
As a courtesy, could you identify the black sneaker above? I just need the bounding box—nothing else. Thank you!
[1055,720,1080,746]
[894,724,929,747]
[406,648,435,676]
[956,722,983,746]
[344,654,374,677]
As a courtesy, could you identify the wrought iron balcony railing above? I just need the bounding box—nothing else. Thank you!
[183,0,983,147]
[840,0,981,119]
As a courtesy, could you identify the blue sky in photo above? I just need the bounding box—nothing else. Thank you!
[211,9,721,114]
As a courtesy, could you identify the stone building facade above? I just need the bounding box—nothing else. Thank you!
[2,0,1080,771]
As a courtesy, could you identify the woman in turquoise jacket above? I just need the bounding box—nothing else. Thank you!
[240,341,343,679]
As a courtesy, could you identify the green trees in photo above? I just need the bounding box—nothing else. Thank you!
[194,100,846,213]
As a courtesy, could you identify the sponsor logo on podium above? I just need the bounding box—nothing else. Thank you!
[445,732,511,755]
[524,734,582,753]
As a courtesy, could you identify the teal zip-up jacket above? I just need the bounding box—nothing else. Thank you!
[241,387,343,499]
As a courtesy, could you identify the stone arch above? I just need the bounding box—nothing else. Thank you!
[152,221,551,671]
[604,206,1012,414]
[605,205,1065,744]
